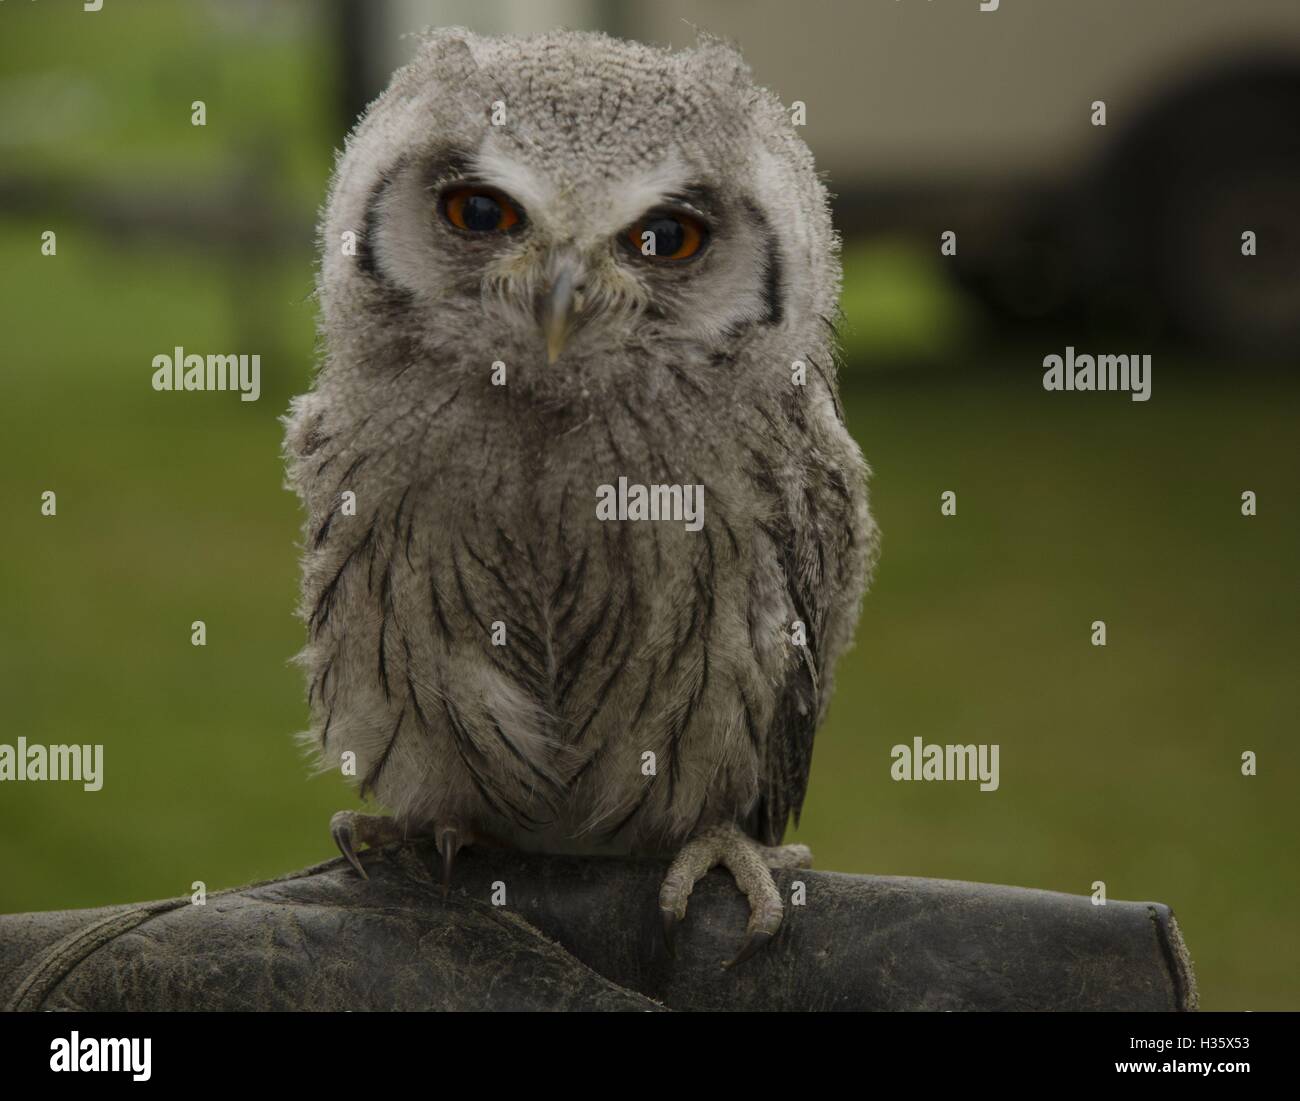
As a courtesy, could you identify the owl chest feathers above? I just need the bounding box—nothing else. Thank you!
[300,410,804,848]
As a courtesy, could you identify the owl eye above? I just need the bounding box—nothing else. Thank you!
[439,186,523,233]
[625,210,707,262]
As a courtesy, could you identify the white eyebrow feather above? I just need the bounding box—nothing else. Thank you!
[471,142,556,216]
[598,153,691,230]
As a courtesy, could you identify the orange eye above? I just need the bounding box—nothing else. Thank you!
[440,186,523,233]
[626,211,707,262]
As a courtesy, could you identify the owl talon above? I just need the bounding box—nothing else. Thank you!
[439,831,458,894]
[723,929,773,970]
[330,813,367,879]
[330,810,404,879]
[660,908,680,958]
[658,824,806,968]
[435,821,474,895]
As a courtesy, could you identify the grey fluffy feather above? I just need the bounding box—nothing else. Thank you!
[284,28,877,855]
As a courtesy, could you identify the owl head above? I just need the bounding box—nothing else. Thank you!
[314,28,839,407]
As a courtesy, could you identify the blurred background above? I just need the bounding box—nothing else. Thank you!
[1,0,1296,1010]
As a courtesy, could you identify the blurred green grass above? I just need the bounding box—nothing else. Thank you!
[1,0,1296,1012]
[0,0,332,201]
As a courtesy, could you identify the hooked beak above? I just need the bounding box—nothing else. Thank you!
[540,259,584,365]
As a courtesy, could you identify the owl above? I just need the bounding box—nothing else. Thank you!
[284,28,876,967]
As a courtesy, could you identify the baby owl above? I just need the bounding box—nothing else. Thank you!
[284,28,876,967]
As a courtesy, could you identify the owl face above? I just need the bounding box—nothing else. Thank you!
[319,30,837,403]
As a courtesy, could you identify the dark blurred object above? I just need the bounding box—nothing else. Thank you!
[952,54,1300,358]
[335,0,383,141]
[1,844,1196,1011]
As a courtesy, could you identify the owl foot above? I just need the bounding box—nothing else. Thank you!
[330,811,477,895]
[658,824,812,969]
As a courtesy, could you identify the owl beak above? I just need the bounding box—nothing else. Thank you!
[540,261,583,365]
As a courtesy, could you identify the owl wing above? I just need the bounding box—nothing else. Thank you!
[748,635,821,847]
[746,437,872,848]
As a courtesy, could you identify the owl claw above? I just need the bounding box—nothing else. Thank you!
[658,825,812,969]
[330,812,368,879]
[660,908,679,958]
[439,831,457,895]
[329,810,404,879]
[723,930,773,970]
[436,822,470,896]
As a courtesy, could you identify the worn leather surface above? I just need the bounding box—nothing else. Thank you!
[0,844,1197,1011]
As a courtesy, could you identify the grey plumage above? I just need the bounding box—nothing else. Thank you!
[284,28,876,953]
